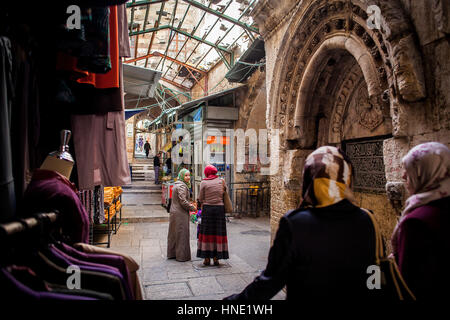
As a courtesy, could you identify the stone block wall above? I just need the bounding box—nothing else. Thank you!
[252,0,450,249]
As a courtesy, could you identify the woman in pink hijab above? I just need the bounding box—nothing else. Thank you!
[196,165,229,266]
[391,142,450,300]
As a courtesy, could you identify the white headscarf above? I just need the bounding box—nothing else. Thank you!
[392,142,450,253]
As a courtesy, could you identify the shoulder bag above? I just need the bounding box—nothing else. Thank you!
[221,179,233,214]
[361,208,416,301]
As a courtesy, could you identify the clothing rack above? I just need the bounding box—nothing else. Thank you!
[0,212,58,238]
[92,188,122,248]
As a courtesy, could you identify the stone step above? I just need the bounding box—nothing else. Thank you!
[123,190,162,194]
[121,216,169,223]
[123,185,161,190]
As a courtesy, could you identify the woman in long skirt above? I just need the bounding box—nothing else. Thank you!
[167,169,196,262]
[196,165,229,266]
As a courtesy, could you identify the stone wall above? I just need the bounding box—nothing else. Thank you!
[251,0,450,249]
[126,117,135,163]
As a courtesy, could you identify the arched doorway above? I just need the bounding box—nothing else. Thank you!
[266,0,426,243]
[134,119,154,159]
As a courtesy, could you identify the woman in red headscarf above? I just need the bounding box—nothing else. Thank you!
[196,165,229,266]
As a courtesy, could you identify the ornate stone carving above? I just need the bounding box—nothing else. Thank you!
[433,0,450,34]
[344,139,387,193]
[386,182,406,209]
[390,96,409,137]
[391,34,426,101]
[355,85,384,131]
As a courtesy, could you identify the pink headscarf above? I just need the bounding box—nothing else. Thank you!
[204,165,218,180]
[392,142,450,253]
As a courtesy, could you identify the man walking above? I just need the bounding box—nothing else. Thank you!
[154,152,161,184]
[144,140,151,158]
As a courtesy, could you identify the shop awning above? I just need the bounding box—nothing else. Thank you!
[176,85,246,118]
[123,64,162,98]
[225,37,265,83]
[125,108,147,120]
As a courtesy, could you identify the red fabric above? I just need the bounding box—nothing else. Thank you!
[204,165,218,180]
[77,5,120,89]
[198,234,228,244]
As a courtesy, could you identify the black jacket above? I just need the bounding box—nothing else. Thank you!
[226,200,377,300]
[153,156,160,167]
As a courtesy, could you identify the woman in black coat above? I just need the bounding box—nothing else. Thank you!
[225,146,377,300]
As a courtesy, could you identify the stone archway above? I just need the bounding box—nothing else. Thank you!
[132,112,156,160]
[264,0,427,243]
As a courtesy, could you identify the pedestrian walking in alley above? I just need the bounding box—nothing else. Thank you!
[196,165,229,266]
[167,169,197,262]
[391,142,450,300]
[144,140,151,158]
[165,152,172,176]
[153,152,161,184]
[224,146,377,300]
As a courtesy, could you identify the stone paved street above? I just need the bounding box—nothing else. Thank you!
[103,217,286,300]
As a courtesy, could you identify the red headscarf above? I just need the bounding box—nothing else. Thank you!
[204,165,218,180]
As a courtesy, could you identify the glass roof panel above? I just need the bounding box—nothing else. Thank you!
[126,0,259,90]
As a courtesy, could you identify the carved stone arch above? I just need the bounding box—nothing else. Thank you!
[290,35,386,147]
[268,0,426,149]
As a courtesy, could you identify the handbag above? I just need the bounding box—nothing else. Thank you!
[362,208,416,301]
[221,179,233,214]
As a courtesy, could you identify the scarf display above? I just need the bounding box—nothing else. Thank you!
[300,146,355,208]
[203,165,218,180]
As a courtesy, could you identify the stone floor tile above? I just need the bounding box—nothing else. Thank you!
[145,282,193,300]
[188,276,224,296]
[215,274,248,292]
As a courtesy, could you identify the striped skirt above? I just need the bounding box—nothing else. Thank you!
[196,205,229,259]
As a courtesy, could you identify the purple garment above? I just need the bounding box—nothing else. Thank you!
[22,169,89,244]
[49,246,133,300]
[57,242,134,299]
[0,268,95,300]
[393,197,450,300]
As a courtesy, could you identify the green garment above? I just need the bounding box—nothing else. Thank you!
[177,168,191,189]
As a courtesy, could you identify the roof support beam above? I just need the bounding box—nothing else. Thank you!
[130,26,232,54]
[180,0,259,34]
[145,1,166,67]
[126,0,169,8]
[125,52,206,75]
[160,77,191,91]
[159,0,178,73]
[170,1,232,82]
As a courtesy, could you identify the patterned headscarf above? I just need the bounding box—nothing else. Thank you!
[401,142,450,214]
[301,146,355,208]
[177,168,191,189]
[391,142,450,254]
[204,165,218,180]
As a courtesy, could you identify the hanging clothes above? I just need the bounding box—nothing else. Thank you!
[21,169,90,244]
[77,5,119,88]
[74,242,144,300]
[71,111,131,190]
[0,36,15,222]
[117,3,131,59]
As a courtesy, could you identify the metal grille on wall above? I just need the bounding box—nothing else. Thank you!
[344,138,387,193]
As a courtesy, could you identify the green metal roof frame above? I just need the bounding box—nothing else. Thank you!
[127,0,259,90]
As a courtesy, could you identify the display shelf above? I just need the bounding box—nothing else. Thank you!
[93,193,122,248]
